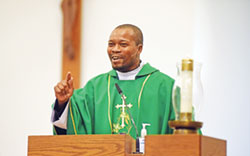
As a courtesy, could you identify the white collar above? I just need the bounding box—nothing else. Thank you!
[116,62,145,80]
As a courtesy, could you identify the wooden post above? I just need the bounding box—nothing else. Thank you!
[61,0,81,89]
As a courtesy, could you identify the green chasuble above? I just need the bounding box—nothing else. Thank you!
[55,63,175,138]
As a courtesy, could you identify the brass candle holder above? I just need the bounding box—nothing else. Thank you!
[169,59,203,134]
[168,113,203,134]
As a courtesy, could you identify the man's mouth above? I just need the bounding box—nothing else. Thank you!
[111,56,122,62]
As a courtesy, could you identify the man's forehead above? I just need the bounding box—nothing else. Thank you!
[112,28,134,35]
[109,28,135,40]
[108,39,130,43]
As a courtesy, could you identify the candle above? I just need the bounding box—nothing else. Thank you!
[180,59,193,114]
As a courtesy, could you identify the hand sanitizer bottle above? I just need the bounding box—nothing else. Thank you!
[139,123,151,154]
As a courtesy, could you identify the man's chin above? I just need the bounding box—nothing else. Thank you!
[112,65,126,72]
[112,66,122,71]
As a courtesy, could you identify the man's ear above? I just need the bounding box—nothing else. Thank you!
[137,44,143,54]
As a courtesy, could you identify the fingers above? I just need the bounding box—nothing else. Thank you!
[68,76,74,89]
[58,81,66,90]
[54,81,69,96]
[54,83,70,105]
[54,72,74,104]
[54,85,62,94]
[66,72,72,81]
[65,72,74,89]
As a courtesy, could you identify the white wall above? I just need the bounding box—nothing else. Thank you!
[0,0,62,155]
[194,0,250,155]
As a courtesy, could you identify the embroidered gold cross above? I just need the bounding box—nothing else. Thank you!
[115,95,133,128]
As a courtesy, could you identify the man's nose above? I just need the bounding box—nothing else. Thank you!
[112,44,121,53]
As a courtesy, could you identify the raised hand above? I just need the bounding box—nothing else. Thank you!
[54,72,74,106]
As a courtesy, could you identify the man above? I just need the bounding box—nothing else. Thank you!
[52,24,175,138]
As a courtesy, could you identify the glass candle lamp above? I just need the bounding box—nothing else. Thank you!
[169,58,203,134]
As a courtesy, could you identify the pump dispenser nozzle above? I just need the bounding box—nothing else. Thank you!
[141,123,151,138]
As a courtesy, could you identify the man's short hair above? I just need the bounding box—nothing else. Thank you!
[115,24,143,45]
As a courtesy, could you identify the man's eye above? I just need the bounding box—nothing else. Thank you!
[120,43,128,47]
[108,43,114,47]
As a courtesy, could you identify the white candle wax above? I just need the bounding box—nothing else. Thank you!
[180,70,193,113]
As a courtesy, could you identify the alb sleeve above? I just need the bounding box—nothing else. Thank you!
[51,100,69,129]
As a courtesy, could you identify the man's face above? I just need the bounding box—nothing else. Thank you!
[107,28,142,72]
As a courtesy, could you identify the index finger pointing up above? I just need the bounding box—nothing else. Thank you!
[66,72,72,82]
[66,72,74,89]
